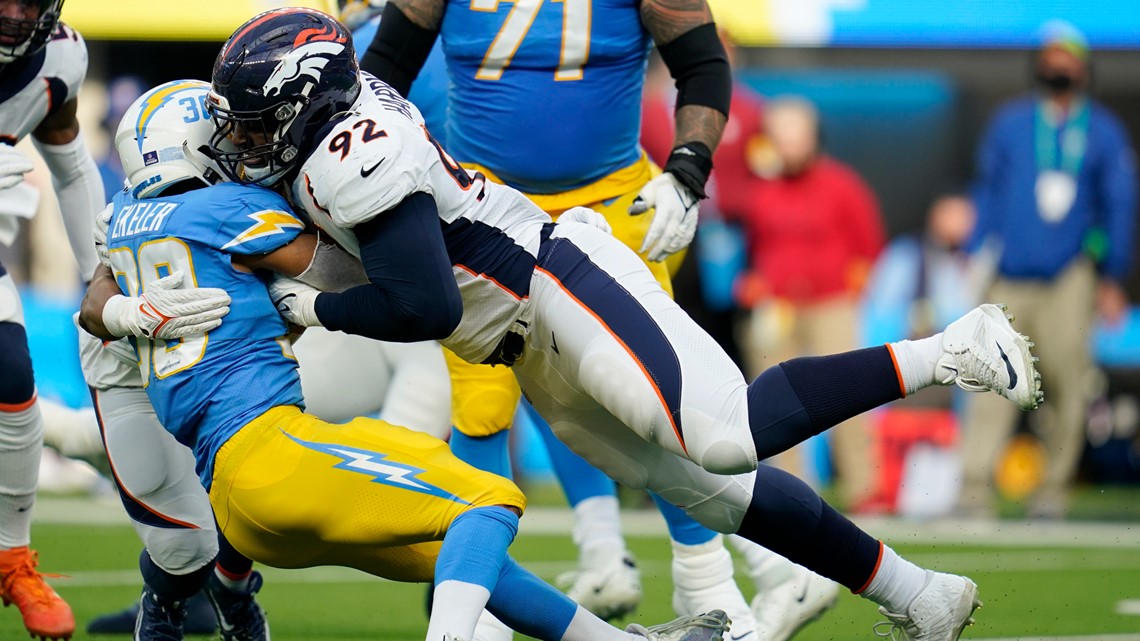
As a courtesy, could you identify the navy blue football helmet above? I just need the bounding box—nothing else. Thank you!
[0,0,65,64]
[207,8,361,186]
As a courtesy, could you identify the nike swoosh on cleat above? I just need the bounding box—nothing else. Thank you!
[730,632,755,640]
[997,342,1017,390]
[360,159,385,178]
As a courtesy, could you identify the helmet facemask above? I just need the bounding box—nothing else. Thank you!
[0,0,64,64]
[206,91,309,188]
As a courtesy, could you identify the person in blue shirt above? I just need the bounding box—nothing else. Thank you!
[959,22,1137,519]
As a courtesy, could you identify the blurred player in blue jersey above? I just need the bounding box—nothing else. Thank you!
[82,79,731,641]
[359,0,766,631]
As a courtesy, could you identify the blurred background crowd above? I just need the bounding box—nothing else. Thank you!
[3,0,1139,522]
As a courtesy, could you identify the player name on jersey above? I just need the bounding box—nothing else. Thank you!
[109,201,177,240]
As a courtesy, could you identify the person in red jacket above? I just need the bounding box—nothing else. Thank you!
[734,96,886,509]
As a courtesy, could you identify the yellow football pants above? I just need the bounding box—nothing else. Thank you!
[208,406,526,582]
[449,157,684,438]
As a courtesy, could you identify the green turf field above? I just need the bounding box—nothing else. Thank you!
[6,506,1140,641]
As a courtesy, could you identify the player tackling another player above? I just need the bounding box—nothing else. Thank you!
[82,79,733,641]
[207,8,1035,641]
[79,8,1046,641]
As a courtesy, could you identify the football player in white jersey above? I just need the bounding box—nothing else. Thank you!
[207,9,1043,641]
[0,1,104,638]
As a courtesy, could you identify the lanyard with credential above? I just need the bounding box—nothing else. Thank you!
[1035,99,1090,177]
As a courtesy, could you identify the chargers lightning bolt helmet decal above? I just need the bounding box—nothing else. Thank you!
[207,8,361,187]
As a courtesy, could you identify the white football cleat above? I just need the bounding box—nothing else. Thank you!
[751,565,839,641]
[671,536,757,641]
[556,553,642,620]
[628,610,731,641]
[938,304,1043,410]
[874,572,981,641]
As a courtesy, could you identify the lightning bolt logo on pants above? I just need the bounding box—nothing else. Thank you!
[282,431,470,504]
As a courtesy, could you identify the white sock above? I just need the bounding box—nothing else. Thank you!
[573,496,626,569]
[560,605,641,641]
[427,580,491,641]
[214,566,251,591]
[672,535,756,639]
[860,545,930,614]
[887,336,945,396]
[0,403,43,549]
[472,609,513,641]
[728,535,796,593]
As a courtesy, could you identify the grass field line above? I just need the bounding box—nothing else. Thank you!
[33,498,1140,548]
[47,549,1140,589]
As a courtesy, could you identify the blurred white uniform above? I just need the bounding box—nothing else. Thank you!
[293,327,450,438]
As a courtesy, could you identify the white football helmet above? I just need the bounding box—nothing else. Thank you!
[115,79,223,199]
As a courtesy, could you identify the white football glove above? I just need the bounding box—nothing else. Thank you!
[0,144,33,191]
[629,171,700,263]
[269,275,323,327]
[102,271,231,340]
[93,204,112,268]
[559,206,613,235]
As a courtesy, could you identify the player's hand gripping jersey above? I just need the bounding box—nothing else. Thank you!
[439,0,651,193]
[105,182,305,484]
[291,74,551,364]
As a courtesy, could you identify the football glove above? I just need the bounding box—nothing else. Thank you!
[559,206,613,235]
[269,275,323,327]
[102,271,231,339]
[0,144,33,191]
[629,171,699,263]
[92,204,112,268]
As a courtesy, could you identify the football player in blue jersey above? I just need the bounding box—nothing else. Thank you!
[206,10,1045,641]
[81,79,731,641]
[358,0,759,628]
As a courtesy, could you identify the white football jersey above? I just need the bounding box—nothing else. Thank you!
[0,23,86,144]
[291,73,551,363]
[75,316,144,390]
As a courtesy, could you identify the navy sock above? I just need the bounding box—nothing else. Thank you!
[215,532,253,579]
[139,549,214,603]
[748,346,902,459]
[734,465,880,591]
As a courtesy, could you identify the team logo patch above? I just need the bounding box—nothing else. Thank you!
[282,431,470,504]
[263,27,347,98]
[220,210,305,250]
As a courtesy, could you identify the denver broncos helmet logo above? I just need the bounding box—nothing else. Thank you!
[262,26,348,98]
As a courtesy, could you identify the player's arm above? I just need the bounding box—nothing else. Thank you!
[32,98,104,280]
[641,0,730,161]
[632,0,732,261]
[359,0,446,96]
[270,192,463,342]
[233,233,369,292]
